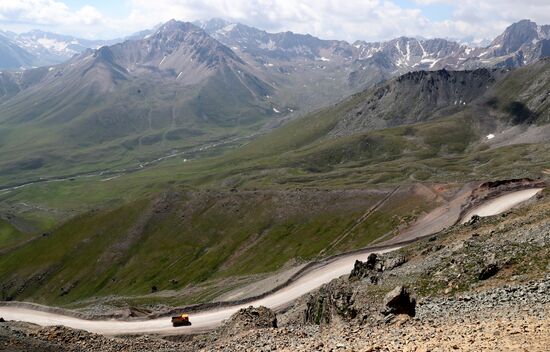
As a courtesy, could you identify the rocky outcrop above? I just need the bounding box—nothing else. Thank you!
[349,254,382,283]
[384,255,407,271]
[305,253,409,326]
[304,282,357,325]
[330,68,507,137]
[349,253,407,281]
[218,306,277,338]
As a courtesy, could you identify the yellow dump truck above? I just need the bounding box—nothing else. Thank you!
[171,313,191,327]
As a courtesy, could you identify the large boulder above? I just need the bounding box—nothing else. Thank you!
[349,253,407,282]
[381,286,416,317]
[304,282,357,325]
[304,255,411,327]
[219,306,277,337]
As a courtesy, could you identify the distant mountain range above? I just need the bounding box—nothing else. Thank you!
[196,18,549,84]
[1,19,548,108]
[1,19,548,73]
[0,18,548,184]
[207,19,549,67]
[196,18,550,109]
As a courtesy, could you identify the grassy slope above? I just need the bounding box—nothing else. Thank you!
[0,219,32,251]
[3,62,550,218]
[0,63,548,305]
[0,188,442,305]
[0,70,274,187]
[487,58,550,124]
[1,74,549,230]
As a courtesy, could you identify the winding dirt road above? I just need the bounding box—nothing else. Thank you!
[0,188,543,336]
[461,188,543,224]
[0,248,396,335]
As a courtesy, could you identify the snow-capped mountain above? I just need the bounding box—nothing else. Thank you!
[477,19,550,67]
[352,37,470,71]
[198,19,352,62]
[9,30,119,65]
[1,18,549,114]
[183,18,550,110]
[193,18,231,33]
[0,30,123,69]
[2,18,549,75]
[199,18,549,73]
[354,20,550,72]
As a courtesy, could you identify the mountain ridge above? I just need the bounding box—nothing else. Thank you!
[0,19,548,186]
[1,18,548,73]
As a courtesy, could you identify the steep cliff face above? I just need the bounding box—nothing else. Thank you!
[330,69,506,136]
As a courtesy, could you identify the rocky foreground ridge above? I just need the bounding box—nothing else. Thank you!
[1,189,549,351]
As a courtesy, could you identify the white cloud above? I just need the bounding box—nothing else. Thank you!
[0,0,107,37]
[118,0,550,42]
[76,5,103,26]
[437,0,550,42]
[0,0,549,42]
[123,0,429,42]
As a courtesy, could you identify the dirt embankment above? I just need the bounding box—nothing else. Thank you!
[458,178,547,221]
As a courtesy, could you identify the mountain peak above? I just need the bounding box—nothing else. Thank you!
[146,20,212,56]
[513,19,537,26]
[93,46,114,62]
[504,19,538,35]
[97,18,245,75]
[490,19,540,55]
[193,18,232,32]
[157,19,199,34]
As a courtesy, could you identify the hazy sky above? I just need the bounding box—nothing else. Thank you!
[1,0,549,42]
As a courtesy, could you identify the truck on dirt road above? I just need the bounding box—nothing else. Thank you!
[171,314,191,327]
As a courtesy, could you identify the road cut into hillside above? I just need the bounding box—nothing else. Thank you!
[0,187,544,336]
